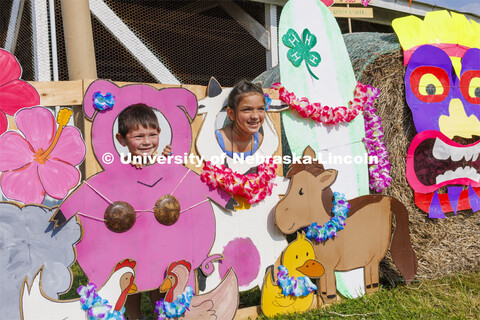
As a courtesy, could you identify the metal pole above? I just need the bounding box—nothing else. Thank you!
[60,0,97,80]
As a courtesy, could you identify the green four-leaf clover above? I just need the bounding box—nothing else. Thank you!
[282,28,321,80]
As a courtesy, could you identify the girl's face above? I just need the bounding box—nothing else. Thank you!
[227,93,265,136]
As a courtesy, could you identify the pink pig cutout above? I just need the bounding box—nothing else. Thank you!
[52,80,232,291]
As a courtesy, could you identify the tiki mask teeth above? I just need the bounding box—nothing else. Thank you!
[406,131,480,193]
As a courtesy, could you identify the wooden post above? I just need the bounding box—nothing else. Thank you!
[60,0,97,80]
[60,0,100,178]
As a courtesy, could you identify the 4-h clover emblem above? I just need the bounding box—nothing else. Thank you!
[282,28,321,80]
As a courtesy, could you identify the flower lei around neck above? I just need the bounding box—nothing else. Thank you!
[78,284,124,320]
[277,265,317,297]
[304,192,350,243]
[201,158,277,204]
[272,82,391,192]
[155,286,194,320]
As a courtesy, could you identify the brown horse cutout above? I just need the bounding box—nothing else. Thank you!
[275,146,417,302]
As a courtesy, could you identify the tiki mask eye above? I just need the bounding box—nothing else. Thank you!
[299,188,304,195]
[410,66,450,103]
[460,70,480,104]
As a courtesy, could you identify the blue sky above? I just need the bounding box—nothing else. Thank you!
[417,0,480,15]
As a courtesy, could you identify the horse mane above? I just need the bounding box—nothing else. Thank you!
[286,162,326,178]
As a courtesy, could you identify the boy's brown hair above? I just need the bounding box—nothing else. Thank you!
[117,103,159,137]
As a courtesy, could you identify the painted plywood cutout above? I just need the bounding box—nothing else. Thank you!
[393,11,480,218]
[275,147,417,303]
[196,79,288,291]
[157,260,238,319]
[277,0,370,298]
[0,48,40,136]
[278,0,369,200]
[0,203,81,320]
[21,259,137,320]
[52,80,232,292]
[0,107,86,205]
[261,232,324,317]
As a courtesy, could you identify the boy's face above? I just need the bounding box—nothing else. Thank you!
[116,125,160,157]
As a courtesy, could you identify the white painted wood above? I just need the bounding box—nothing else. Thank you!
[89,0,181,84]
[265,4,278,68]
[220,1,270,50]
[31,0,51,81]
[196,84,288,292]
[278,0,367,298]
[5,0,25,53]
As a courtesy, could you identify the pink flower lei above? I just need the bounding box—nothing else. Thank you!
[271,82,373,124]
[201,159,277,204]
[271,82,391,192]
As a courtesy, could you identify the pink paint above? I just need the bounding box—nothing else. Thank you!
[219,237,260,287]
[57,80,230,291]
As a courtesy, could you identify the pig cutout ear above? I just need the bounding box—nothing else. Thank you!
[83,80,120,120]
[175,88,198,122]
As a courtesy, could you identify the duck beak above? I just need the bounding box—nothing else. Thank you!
[160,278,172,293]
[296,259,324,278]
[128,283,138,293]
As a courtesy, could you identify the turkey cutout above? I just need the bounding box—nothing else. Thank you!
[158,260,239,320]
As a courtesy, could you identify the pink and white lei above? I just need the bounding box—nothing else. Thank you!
[201,159,277,204]
[271,82,373,124]
[271,82,391,192]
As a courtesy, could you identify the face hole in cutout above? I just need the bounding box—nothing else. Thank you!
[113,109,172,158]
[214,107,264,156]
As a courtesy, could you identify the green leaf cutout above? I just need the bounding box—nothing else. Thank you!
[282,28,321,80]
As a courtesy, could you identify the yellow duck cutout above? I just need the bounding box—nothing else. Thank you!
[261,232,324,317]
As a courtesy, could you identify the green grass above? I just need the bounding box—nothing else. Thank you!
[61,266,480,319]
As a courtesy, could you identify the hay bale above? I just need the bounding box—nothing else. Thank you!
[255,32,480,283]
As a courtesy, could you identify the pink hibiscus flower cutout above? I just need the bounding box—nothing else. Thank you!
[0,107,86,204]
[0,49,40,135]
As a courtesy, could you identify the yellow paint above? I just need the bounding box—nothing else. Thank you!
[468,77,480,98]
[393,11,480,78]
[233,195,251,210]
[418,73,444,96]
[261,232,324,317]
[439,99,480,138]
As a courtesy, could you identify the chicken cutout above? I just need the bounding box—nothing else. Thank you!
[393,11,480,217]
[196,78,289,291]
[158,260,239,320]
[261,232,324,317]
[275,147,417,303]
[20,259,137,320]
[52,80,232,292]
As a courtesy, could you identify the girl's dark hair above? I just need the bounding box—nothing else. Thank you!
[227,80,265,110]
[117,103,159,137]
